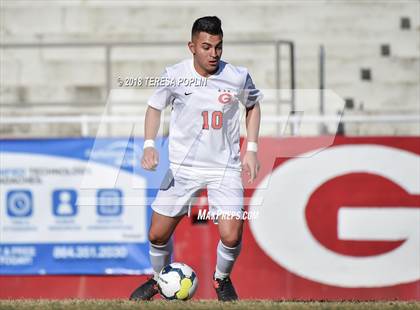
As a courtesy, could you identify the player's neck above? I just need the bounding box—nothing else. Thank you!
[193,60,218,78]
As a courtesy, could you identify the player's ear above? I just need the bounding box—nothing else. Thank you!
[188,41,196,55]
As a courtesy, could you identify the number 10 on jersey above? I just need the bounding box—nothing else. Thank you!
[202,111,223,130]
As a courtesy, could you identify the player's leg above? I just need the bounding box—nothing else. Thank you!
[130,167,201,300]
[130,211,184,301]
[207,170,244,301]
[216,216,243,277]
[148,211,184,279]
[212,217,242,301]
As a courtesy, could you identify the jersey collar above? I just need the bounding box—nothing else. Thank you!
[190,58,224,80]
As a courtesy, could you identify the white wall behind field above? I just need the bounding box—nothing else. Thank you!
[1,0,419,137]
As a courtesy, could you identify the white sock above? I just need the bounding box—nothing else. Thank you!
[149,239,173,280]
[214,240,242,280]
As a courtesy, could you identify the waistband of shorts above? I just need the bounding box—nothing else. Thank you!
[169,163,242,174]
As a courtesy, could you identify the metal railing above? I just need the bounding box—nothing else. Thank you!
[3,41,418,137]
[0,40,296,121]
[1,114,418,137]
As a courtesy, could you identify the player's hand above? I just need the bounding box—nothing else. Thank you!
[141,147,159,171]
[242,151,260,184]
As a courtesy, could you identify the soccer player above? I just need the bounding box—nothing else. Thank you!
[130,16,262,301]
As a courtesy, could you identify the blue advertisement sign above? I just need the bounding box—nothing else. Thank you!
[0,138,169,275]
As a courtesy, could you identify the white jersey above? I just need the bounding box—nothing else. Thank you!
[148,58,263,171]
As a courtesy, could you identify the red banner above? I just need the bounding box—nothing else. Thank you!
[1,137,419,299]
[175,137,420,300]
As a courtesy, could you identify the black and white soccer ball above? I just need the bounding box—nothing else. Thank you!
[157,262,198,300]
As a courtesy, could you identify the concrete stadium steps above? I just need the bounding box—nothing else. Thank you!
[3,1,418,37]
[1,0,419,136]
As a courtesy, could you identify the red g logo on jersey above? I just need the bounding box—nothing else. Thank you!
[218,93,233,104]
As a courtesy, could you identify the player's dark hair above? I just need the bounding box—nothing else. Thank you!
[191,16,223,38]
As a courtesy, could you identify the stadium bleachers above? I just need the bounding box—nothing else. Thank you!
[0,0,419,137]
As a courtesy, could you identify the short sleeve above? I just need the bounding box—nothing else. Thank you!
[147,69,173,110]
[240,73,263,108]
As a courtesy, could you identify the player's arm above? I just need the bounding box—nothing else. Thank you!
[141,106,161,171]
[243,102,261,183]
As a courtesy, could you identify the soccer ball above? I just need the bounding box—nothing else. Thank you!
[157,262,198,300]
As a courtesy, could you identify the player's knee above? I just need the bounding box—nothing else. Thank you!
[220,233,242,248]
[148,230,170,246]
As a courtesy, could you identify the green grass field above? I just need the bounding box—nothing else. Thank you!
[0,300,419,310]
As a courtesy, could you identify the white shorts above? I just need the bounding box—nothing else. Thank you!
[151,164,244,218]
